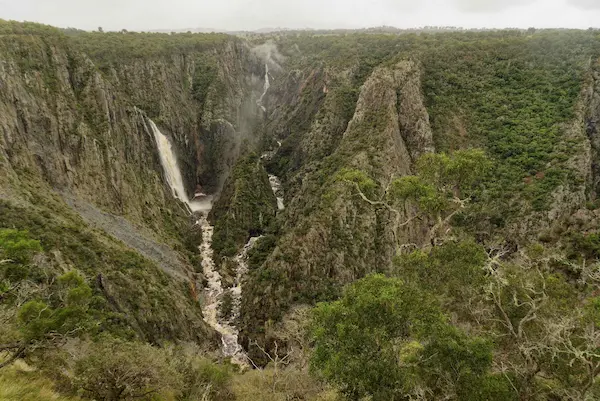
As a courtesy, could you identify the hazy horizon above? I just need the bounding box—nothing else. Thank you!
[1,0,600,32]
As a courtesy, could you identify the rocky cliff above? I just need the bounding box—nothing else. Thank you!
[0,24,265,346]
[3,24,600,363]
[238,60,435,359]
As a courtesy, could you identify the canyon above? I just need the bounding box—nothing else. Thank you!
[4,22,600,399]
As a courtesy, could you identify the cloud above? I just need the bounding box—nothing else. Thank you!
[2,0,600,31]
[568,0,600,9]
[380,0,424,12]
[453,0,536,13]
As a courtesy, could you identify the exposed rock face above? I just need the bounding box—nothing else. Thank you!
[239,61,434,360]
[0,45,169,226]
[0,32,265,238]
[0,32,264,347]
[584,65,600,199]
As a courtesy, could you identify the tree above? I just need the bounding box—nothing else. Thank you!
[309,274,507,400]
[0,270,94,369]
[74,338,180,401]
[0,229,42,283]
[480,246,600,400]
[394,239,488,314]
[340,149,490,248]
[1,229,95,369]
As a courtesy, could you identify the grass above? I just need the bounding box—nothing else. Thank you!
[0,362,79,401]
[231,367,341,401]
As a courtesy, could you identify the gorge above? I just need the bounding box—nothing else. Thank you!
[4,20,600,400]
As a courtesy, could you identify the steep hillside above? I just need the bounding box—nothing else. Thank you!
[0,21,266,348]
[4,21,600,400]
[228,30,600,364]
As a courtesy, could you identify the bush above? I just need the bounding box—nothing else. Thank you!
[176,356,235,401]
[310,274,505,400]
[73,338,180,401]
[0,362,78,401]
[232,366,339,401]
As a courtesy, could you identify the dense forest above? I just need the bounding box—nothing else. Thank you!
[3,19,600,400]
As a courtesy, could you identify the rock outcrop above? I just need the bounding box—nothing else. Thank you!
[0,29,264,346]
[239,61,434,360]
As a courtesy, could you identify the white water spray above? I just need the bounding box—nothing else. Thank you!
[269,175,285,210]
[149,119,212,212]
[257,63,270,112]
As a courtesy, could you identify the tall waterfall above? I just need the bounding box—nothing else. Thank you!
[149,116,257,367]
[148,119,211,212]
[257,63,270,112]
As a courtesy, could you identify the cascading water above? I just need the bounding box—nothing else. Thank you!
[261,141,285,211]
[197,214,255,367]
[255,63,284,210]
[148,119,212,212]
[148,117,252,366]
[257,63,270,112]
[269,175,285,210]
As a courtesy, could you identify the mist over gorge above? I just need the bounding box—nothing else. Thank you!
[3,18,600,400]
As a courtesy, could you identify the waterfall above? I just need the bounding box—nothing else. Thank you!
[148,116,257,366]
[261,141,285,210]
[269,175,285,210]
[257,63,270,112]
[148,119,212,212]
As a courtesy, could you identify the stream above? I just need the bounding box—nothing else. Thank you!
[197,213,254,366]
[148,61,283,366]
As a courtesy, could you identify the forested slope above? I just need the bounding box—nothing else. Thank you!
[3,21,600,400]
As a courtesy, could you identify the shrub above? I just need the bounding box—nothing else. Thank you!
[73,338,180,401]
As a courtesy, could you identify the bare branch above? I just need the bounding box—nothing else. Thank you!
[0,344,27,369]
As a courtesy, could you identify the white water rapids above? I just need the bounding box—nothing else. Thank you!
[149,61,282,363]
[269,175,285,210]
[197,214,258,366]
[149,118,256,366]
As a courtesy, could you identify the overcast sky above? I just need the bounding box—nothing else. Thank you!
[1,0,599,31]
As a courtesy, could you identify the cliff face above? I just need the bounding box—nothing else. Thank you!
[0,38,168,226]
[239,61,434,357]
[0,29,264,346]
[210,154,277,268]
[584,63,600,199]
[103,40,263,196]
[3,25,600,363]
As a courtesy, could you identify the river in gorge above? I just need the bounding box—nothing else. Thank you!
[148,115,283,367]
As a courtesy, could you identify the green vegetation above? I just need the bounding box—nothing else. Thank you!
[69,30,230,71]
[73,338,181,400]
[0,364,80,401]
[211,154,278,262]
[192,54,219,108]
[0,19,64,37]
[310,275,510,400]
[5,19,600,401]
[0,198,208,345]
[421,31,595,215]
[307,214,600,399]
[270,30,598,224]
